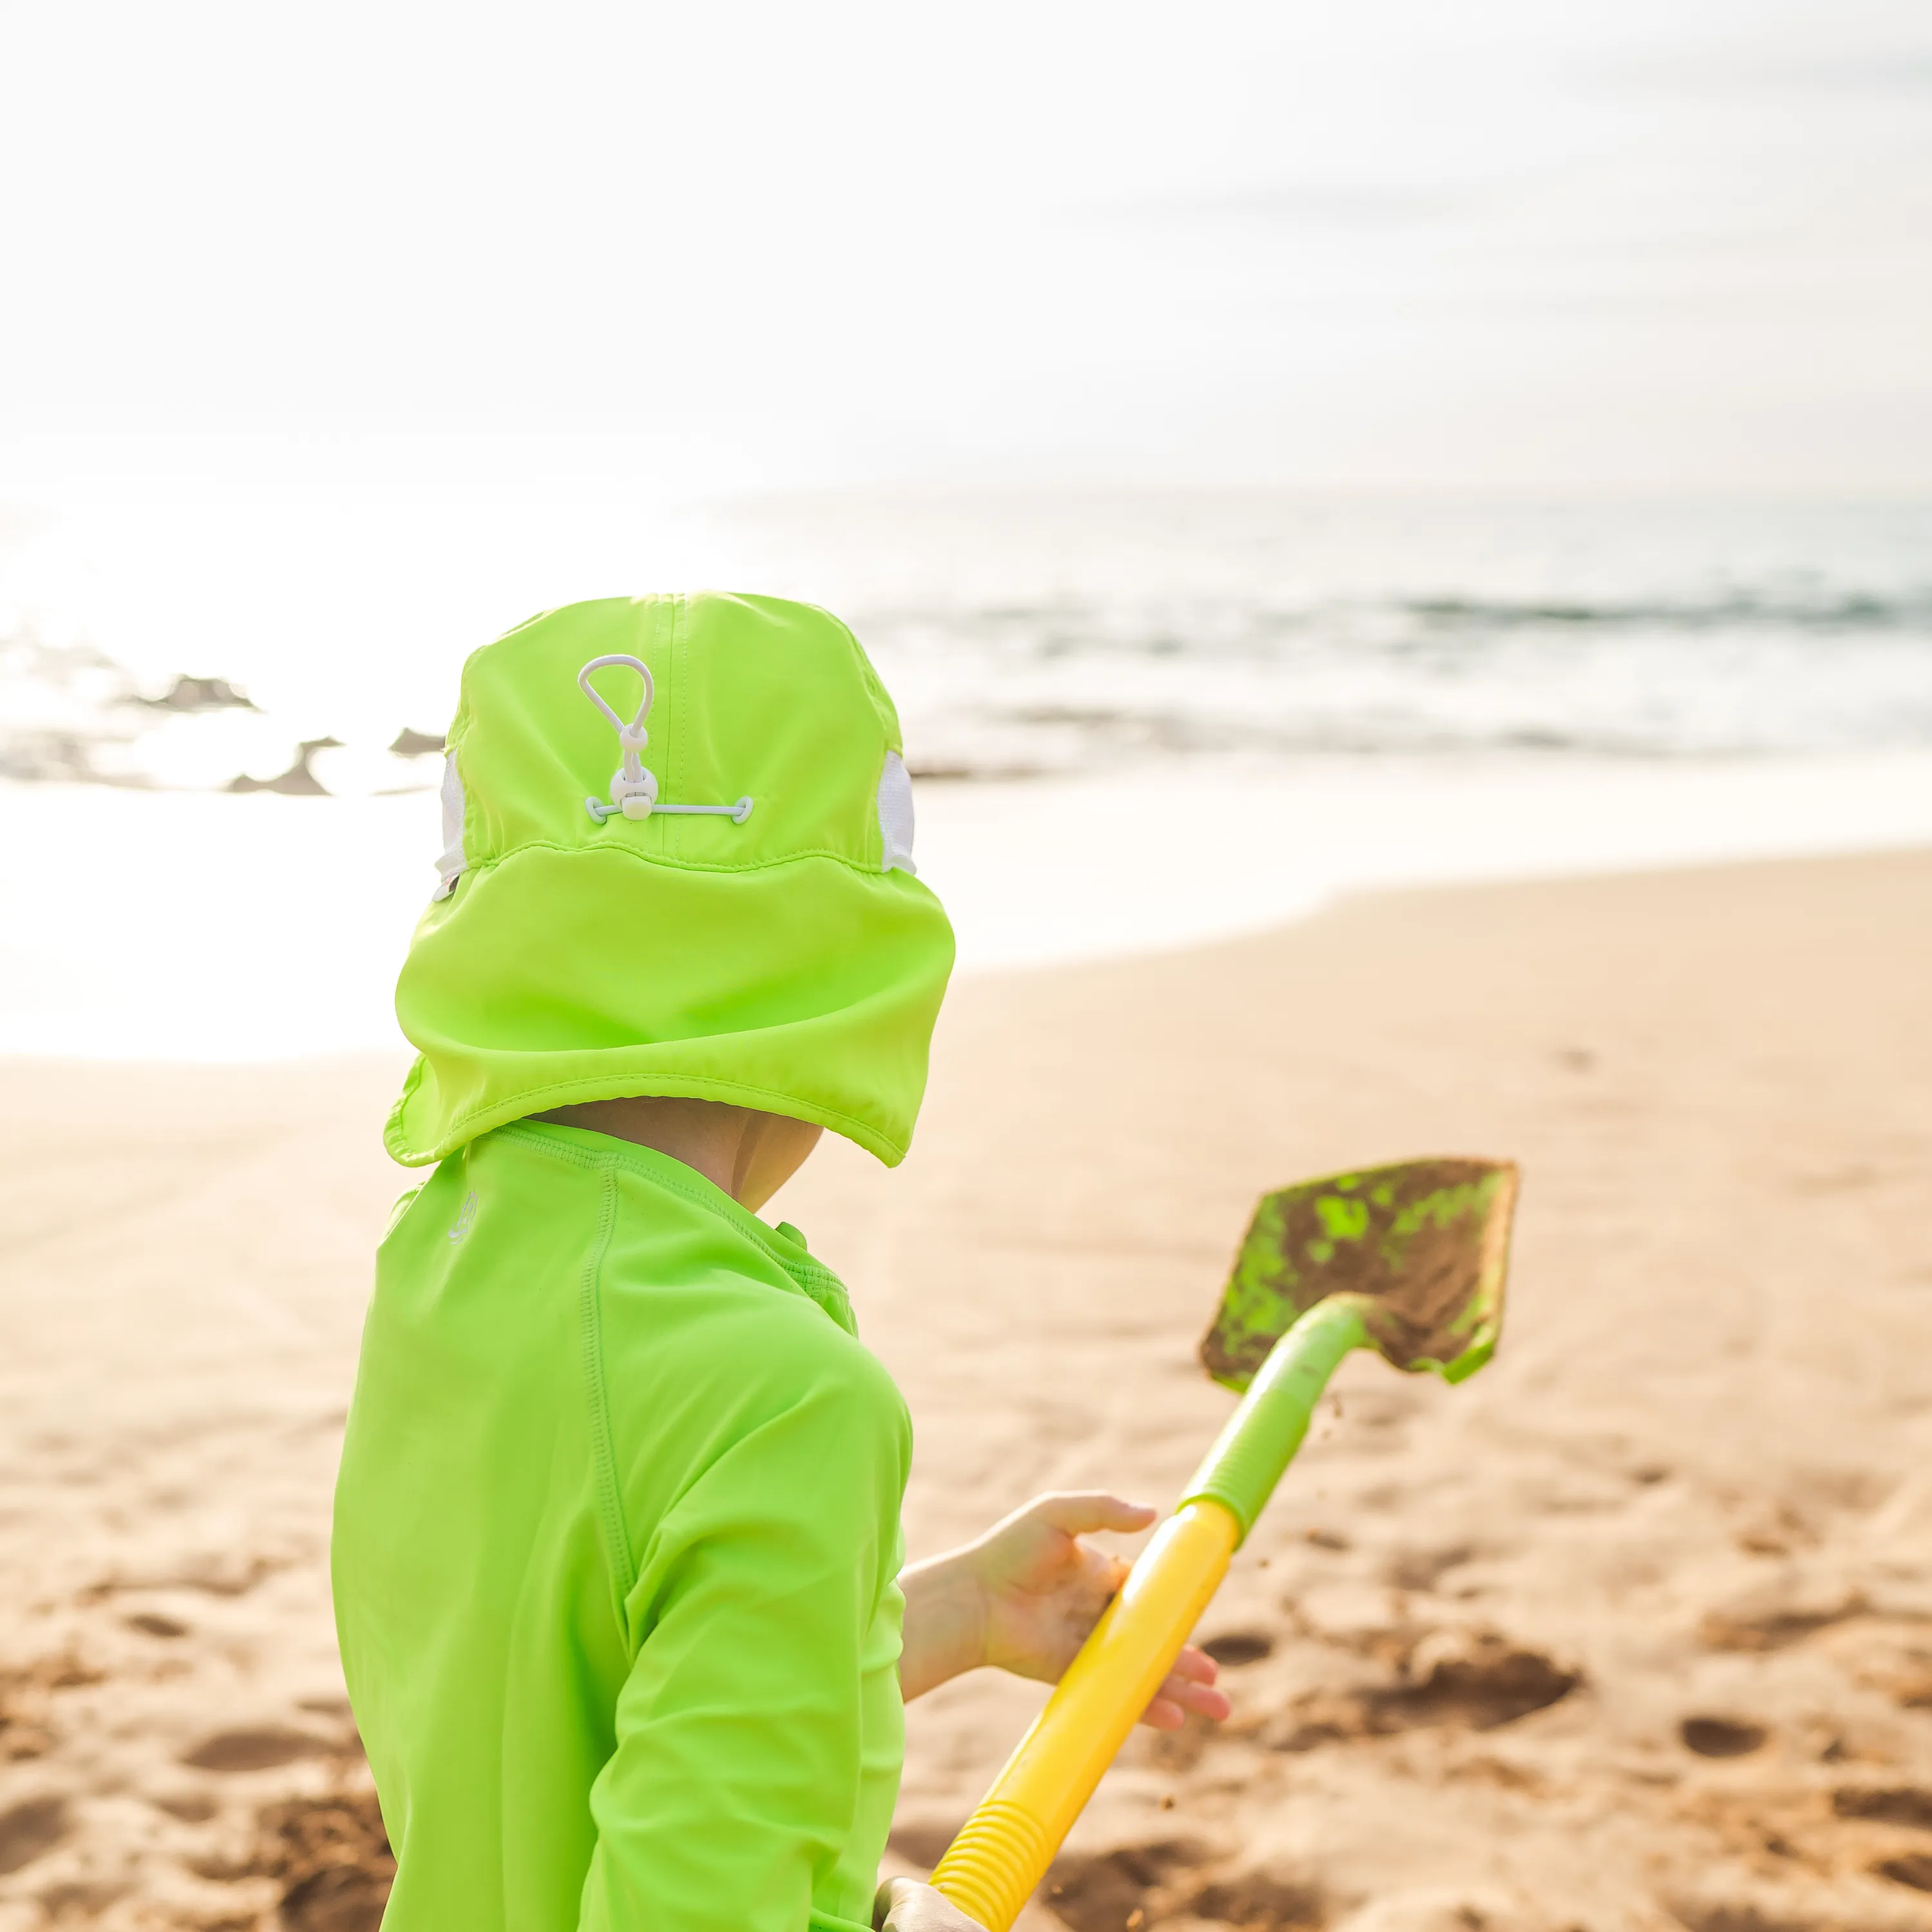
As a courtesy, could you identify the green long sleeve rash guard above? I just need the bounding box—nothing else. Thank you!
[332,1120,912,1931]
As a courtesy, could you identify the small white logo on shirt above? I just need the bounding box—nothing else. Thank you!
[448,1191,478,1242]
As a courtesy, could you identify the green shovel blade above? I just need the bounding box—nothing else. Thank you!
[1199,1157,1519,1392]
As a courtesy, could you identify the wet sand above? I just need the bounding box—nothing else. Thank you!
[3,849,1930,1930]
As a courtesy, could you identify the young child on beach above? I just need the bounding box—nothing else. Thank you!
[331,594,1226,1932]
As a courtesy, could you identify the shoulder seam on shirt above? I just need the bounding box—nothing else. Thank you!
[578,1164,639,1624]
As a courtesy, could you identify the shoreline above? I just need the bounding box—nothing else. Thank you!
[5,747,1932,1061]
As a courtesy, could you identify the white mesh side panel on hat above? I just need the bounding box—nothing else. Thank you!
[876,750,916,875]
[431,752,467,900]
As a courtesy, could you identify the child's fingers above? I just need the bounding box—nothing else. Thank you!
[1161,1671,1233,1722]
[1139,1681,1229,1728]
[1138,1648,1231,1727]
[1027,1492,1158,1537]
[1139,1694,1186,1731]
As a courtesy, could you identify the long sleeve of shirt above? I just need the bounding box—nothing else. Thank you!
[580,1368,909,1931]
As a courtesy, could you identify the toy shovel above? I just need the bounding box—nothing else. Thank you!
[928,1157,1520,1930]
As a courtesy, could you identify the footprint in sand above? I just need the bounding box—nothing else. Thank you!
[1679,1715,1766,1758]
[1043,1841,1325,1932]
[1200,1630,1276,1667]
[1188,1871,1325,1929]
[0,1794,70,1877]
[280,1861,394,1932]
[179,1727,335,1773]
[240,1792,395,1932]
[1833,1785,1932,1828]
[1269,1634,1578,1752]
[125,1611,189,1638]
[1877,1852,1932,1893]
[1041,1841,1197,1932]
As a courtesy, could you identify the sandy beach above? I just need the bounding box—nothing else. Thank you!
[4,848,1931,1931]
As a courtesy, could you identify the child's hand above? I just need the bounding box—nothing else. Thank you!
[898,1492,1232,1730]
[874,1877,988,1931]
[969,1492,1229,1729]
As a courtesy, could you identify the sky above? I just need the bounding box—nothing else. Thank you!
[2,0,1929,505]
[2,3,1929,1046]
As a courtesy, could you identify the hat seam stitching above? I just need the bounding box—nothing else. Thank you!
[444,838,922,883]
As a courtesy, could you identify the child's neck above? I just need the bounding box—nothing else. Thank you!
[533,1095,820,1211]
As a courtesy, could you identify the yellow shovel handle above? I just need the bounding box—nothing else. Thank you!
[927,1297,1374,1929]
[928,1498,1240,1930]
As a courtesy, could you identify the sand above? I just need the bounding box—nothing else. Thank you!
[3,849,1931,1931]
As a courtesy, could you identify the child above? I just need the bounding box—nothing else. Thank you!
[332,594,1225,1931]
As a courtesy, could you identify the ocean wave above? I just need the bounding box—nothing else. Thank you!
[858,585,1932,658]
[1400,589,1932,631]
[853,581,1932,773]
[7,515,1931,786]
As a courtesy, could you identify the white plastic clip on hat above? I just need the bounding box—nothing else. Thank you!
[578,655,753,825]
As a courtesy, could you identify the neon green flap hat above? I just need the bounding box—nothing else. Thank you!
[385,593,955,1168]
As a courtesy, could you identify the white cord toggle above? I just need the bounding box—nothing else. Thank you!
[577,654,755,826]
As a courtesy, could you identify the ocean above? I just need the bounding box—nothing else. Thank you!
[8,491,1932,787]
[2,488,1929,1057]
